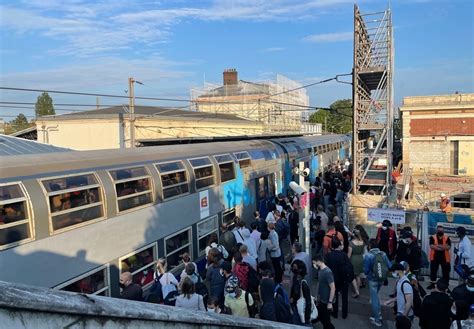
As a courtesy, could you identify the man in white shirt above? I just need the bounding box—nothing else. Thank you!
[232,220,245,245]
[455,226,472,267]
[317,204,329,232]
[267,217,283,283]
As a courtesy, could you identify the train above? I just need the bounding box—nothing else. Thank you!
[0,134,350,297]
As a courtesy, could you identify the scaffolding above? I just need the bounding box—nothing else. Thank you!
[190,74,310,133]
[352,5,394,195]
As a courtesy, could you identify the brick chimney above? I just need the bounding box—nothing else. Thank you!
[223,68,238,86]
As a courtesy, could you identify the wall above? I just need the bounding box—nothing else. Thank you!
[37,119,121,150]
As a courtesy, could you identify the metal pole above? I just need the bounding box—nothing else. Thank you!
[128,77,135,148]
[298,161,305,249]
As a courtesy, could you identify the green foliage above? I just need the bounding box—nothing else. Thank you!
[309,99,353,134]
[5,113,33,134]
[35,92,55,117]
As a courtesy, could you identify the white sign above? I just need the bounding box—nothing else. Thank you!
[199,190,210,219]
[367,208,406,225]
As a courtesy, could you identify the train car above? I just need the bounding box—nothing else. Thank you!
[0,134,350,298]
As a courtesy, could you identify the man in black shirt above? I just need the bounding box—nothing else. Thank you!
[119,271,143,301]
[427,225,451,289]
[419,278,453,329]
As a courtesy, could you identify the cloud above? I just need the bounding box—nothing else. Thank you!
[260,47,285,53]
[1,0,354,57]
[302,31,353,43]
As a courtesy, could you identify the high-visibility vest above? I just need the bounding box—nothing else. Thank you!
[440,198,452,213]
[430,234,451,262]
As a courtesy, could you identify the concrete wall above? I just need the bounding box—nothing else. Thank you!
[37,119,122,150]
[0,281,299,329]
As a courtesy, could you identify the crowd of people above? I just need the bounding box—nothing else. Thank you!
[117,164,474,329]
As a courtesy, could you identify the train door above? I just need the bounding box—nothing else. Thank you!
[256,174,276,219]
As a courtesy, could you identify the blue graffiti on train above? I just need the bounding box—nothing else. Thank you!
[310,155,319,182]
[221,165,254,209]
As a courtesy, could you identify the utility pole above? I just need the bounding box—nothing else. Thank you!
[128,77,135,148]
[324,116,327,134]
[96,97,99,110]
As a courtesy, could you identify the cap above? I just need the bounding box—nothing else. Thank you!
[382,219,392,227]
[220,261,232,273]
[401,231,413,239]
[390,263,405,272]
[440,193,447,198]
[225,275,239,294]
[399,261,409,271]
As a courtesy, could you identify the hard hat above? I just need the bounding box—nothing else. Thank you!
[440,193,446,198]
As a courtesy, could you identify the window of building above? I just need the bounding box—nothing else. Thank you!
[42,173,104,232]
[56,265,110,296]
[234,151,251,168]
[214,154,235,183]
[120,243,157,288]
[0,183,32,248]
[109,167,153,212]
[156,161,189,199]
[197,216,218,255]
[164,228,191,272]
[189,157,215,190]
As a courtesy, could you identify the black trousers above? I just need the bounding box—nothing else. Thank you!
[332,281,348,318]
[317,303,335,329]
[430,260,450,282]
[271,256,283,283]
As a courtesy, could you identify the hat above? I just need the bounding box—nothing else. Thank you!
[390,263,405,272]
[220,261,232,273]
[225,275,239,294]
[440,193,447,198]
[382,219,392,227]
[399,261,409,271]
[401,231,413,239]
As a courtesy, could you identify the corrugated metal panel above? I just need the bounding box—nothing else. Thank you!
[0,135,72,156]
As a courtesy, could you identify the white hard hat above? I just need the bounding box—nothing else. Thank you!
[440,193,446,198]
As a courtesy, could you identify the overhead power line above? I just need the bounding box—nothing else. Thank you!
[0,101,118,107]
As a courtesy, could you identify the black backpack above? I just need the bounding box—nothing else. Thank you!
[146,274,164,303]
[195,276,209,307]
[246,264,261,294]
[245,290,258,318]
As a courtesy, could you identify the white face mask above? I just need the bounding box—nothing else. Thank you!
[391,272,398,278]
[382,226,388,231]
[451,305,457,315]
[228,292,236,298]
[467,285,474,292]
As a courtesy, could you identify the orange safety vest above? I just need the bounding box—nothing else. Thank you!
[430,234,451,262]
[440,198,452,213]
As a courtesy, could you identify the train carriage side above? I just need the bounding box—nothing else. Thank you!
[0,140,282,297]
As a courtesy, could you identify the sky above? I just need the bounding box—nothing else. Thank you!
[0,0,473,121]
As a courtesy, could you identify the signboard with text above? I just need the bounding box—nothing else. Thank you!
[367,208,406,224]
[199,190,209,219]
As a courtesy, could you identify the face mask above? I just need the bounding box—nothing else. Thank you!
[220,270,225,277]
[437,231,444,236]
[143,270,148,275]
[313,263,319,270]
[228,292,236,298]
[292,268,299,275]
[382,226,388,231]
[119,283,126,289]
[391,272,398,278]
[467,285,474,292]
[451,305,457,315]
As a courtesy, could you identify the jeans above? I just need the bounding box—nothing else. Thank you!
[369,280,383,321]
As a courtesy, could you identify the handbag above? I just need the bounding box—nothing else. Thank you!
[296,280,318,323]
[161,273,177,300]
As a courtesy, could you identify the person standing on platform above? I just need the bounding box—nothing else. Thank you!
[455,226,472,268]
[313,254,336,329]
[322,220,343,256]
[419,278,452,329]
[267,217,283,284]
[290,241,311,281]
[119,271,143,301]
[427,225,451,289]
[316,205,329,232]
[376,219,398,261]
[219,224,236,262]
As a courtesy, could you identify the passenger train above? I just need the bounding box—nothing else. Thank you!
[0,134,350,297]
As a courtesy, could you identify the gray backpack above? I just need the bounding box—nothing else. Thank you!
[371,250,388,282]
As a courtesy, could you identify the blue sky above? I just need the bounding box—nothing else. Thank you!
[0,0,473,120]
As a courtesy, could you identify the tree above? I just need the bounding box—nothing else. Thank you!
[35,92,55,117]
[5,113,31,134]
[309,99,353,134]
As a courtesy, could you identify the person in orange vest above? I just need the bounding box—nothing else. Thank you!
[439,193,452,213]
[427,225,451,290]
[323,220,344,256]
[376,220,398,261]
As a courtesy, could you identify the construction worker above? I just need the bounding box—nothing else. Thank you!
[427,225,451,289]
[439,193,452,213]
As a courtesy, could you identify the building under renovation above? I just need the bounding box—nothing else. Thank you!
[191,69,310,133]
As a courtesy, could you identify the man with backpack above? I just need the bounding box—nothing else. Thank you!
[384,263,415,322]
[322,220,343,256]
[419,278,453,329]
[364,239,392,327]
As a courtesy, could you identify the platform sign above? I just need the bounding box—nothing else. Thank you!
[199,190,209,219]
[367,208,406,224]
[427,212,474,241]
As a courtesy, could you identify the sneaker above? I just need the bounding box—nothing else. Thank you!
[427,283,435,290]
[370,318,383,327]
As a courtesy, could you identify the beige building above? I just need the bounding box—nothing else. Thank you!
[191,69,310,132]
[400,93,474,212]
[36,106,264,150]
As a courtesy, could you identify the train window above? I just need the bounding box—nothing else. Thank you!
[249,150,264,160]
[42,173,104,232]
[189,157,215,190]
[197,215,218,256]
[164,228,191,272]
[109,167,153,212]
[120,243,157,288]
[222,208,236,228]
[156,161,189,199]
[267,174,276,197]
[234,151,251,168]
[262,150,273,160]
[0,183,32,248]
[56,265,110,296]
[214,154,235,183]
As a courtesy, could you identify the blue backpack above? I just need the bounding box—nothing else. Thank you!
[275,219,290,240]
